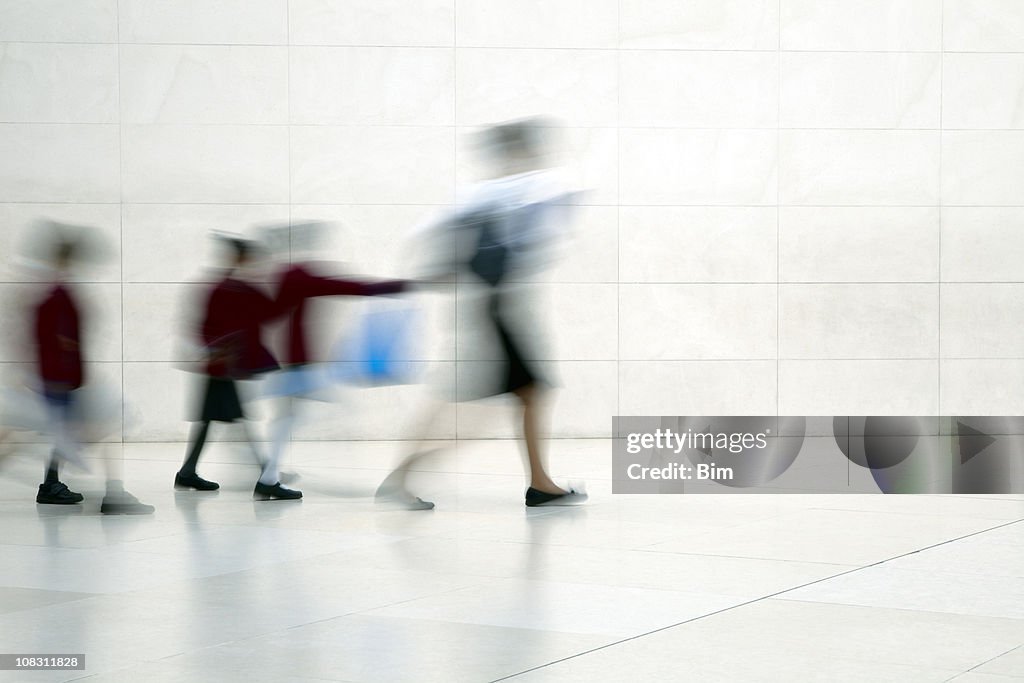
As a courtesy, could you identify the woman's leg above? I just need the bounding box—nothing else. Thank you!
[374,397,447,508]
[514,383,566,495]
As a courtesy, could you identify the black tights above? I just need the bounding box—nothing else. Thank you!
[179,421,211,476]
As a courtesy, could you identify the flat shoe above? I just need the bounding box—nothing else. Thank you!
[174,472,219,491]
[525,486,588,507]
[254,481,302,500]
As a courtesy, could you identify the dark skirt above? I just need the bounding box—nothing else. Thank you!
[198,377,244,423]
[488,292,542,396]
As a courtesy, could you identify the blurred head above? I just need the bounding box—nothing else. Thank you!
[478,117,556,175]
[25,219,108,277]
[212,233,261,270]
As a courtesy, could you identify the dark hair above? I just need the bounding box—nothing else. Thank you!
[487,120,545,159]
[53,239,77,266]
[227,237,250,263]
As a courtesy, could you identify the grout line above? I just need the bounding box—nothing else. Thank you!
[957,644,1023,680]
[452,0,459,445]
[116,0,125,447]
[9,122,1024,132]
[8,202,1024,208]
[10,39,1024,55]
[938,0,945,414]
[490,517,1024,682]
[776,0,782,418]
[616,0,621,422]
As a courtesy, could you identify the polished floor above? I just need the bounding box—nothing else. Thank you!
[0,438,1020,682]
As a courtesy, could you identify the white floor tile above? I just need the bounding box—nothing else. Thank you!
[0,440,1017,681]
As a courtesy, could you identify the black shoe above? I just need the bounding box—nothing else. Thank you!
[525,486,588,508]
[101,491,155,515]
[174,472,219,491]
[36,481,84,505]
[253,481,302,500]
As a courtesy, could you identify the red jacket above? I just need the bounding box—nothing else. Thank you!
[202,276,279,378]
[35,284,83,390]
[276,264,405,366]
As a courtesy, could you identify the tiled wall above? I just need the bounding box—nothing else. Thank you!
[1,0,1022,441]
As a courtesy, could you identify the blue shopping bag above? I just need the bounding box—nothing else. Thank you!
[331,299,417,386]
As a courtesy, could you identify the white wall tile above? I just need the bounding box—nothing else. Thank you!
[451,384,516,439]
[620,284,777,360]
[781,0,941,51]
[941,360,1024,415]
[780,130,939,205]
[455,49,617,128]
[620,0,778,50]
[7,0,1024,438]
[944,0,1024,52]
[541,284,617,361]
[620,207,777,283]
[290,126,455,205]
[780,284,938,359]
[122,204,289,283]
[780,207,939,282]
[118,0,287,45]
[122,361,194,441]
[0,284,39,362]
[780,360,938,414]
[620,129,777,205]
[620,51,778,128]
[943,132,1024,206]
[619,361,778,415]
[0,44,118,123]
[547,361,617,437]
[78,360,124,442]
[77,283,122,363]
[0,204,121,283]
[122,125,289,204]
[0,124,119,202]
[290,47,453,126]
[562,128,619,206]
[781,52,940,129]
[536,206,618,284]
[942,208,1024,282]
[0,0,117,43]
[123,283,203,362]
[289,0,454,47]
[119,45,287,124]
[286,204,443,279]
[457,0,616,49]
[941,284,1024,359]
[944,54,1024,130]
